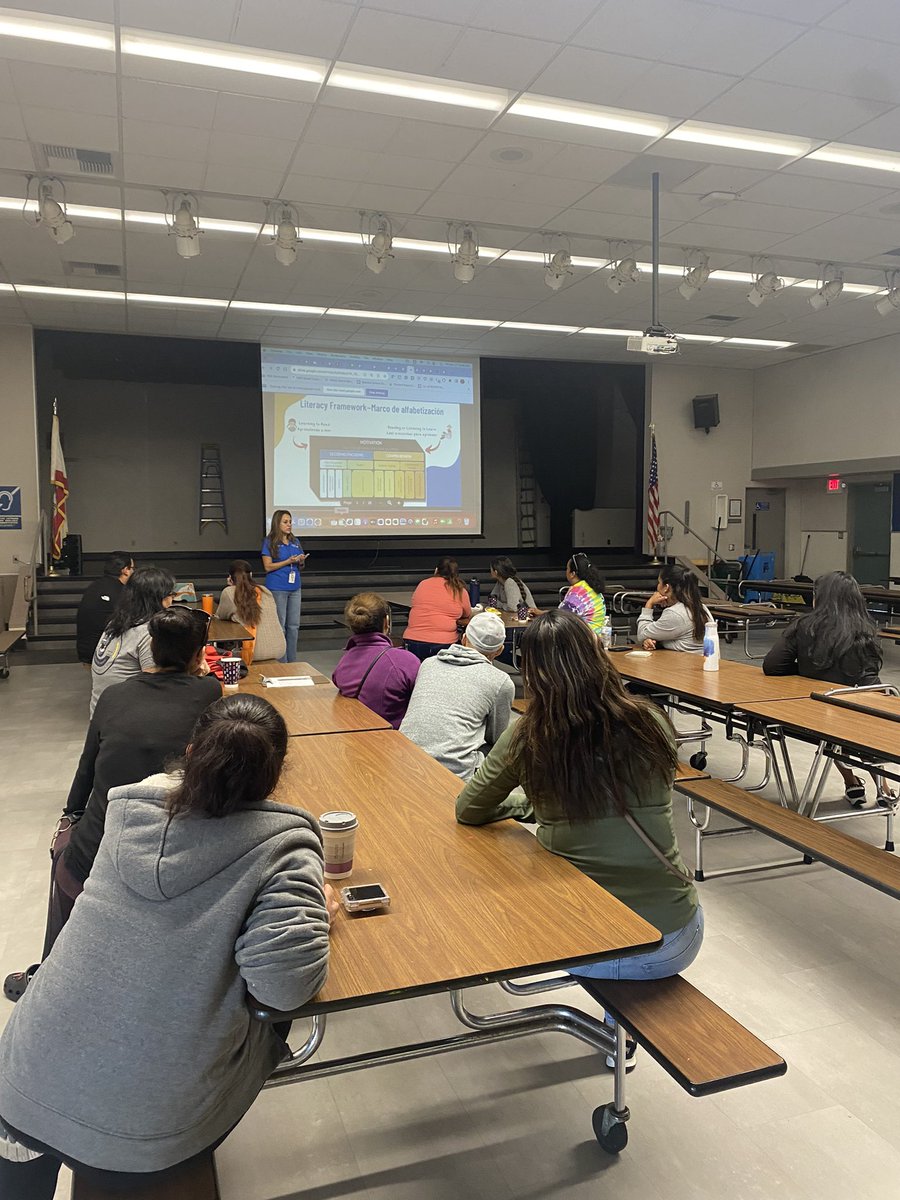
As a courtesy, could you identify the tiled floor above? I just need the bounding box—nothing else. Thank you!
[1,634,899,1199]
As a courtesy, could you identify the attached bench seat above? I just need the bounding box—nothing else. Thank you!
[72,1152,219,1198]
[582,975,786,1097]
[676,777,900,900]
[0,629,24,677]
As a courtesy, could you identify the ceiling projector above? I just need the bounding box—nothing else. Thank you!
[626,332,680,355]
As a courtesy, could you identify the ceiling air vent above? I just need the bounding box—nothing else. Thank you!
[39,144,114,176]
[696,314,741,324]
[64,262,122,278]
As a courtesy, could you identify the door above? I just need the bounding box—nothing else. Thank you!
[849,483,892,585]
[744,488,786,577]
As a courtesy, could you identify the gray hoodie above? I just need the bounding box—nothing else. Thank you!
[0,775,329,1172]
[400,644,514,780]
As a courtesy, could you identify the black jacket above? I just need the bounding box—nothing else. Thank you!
[763,619,882,686]
[63,672,222,883]
[75,575,126,664]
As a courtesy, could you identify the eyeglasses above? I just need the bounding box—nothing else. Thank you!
[170,603,212,633]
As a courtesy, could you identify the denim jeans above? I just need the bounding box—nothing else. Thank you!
[272,589,301,663]
[568,907,704,981]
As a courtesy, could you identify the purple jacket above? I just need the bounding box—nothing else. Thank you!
[332,632,420,729]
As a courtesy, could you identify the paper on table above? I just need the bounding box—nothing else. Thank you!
[261,676,315,688]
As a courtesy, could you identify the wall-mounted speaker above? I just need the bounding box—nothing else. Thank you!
[692,394,720,433]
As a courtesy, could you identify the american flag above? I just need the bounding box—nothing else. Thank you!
[647,430,660,553]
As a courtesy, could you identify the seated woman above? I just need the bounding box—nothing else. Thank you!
[456,609,702,993]
[556,552,607,635]
[764,570,890,807]
[0,693,334,1199]
[403,556,472,661]
[637,563,712,653]
[4,607,222,1002]
[333,592,420,728]
[488,557,535,613]
[217,559,286,664]
[90,565,175,714]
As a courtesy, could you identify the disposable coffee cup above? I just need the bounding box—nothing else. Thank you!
[319,810,359,879]
[221,656,241,688]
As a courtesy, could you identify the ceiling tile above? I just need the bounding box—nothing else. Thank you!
[301,106,402,153]
[669,163,774,196]
[202,163,287,196]
[692,78,893,140]
[5,1,114,19]
[416,191,570,228]
[211,93,312,141]
[122,153,206,190]
[574,0,805,74]
[463,131,577,174]
[206,130,296,172]
[119,0,241,40]
[347,182,433,212]
[289,143,452,188]
[469,0,599,39]
[614,63,739,120]
[740,173,895,214]
[437,163,594,208]
[121,78,219,130]
[0,62,13,104]
[123,119,211,161]
[437,29,558,90]
[278,173,359,207]
[20,107,120,152]
[753,30,900,104]
[9,63,118,117]
[339,10,466,74]
[380,119,484,162]
[529,46,659,107]
[836,107,900,152]
[823,0,900,45]
[767,213,900,260]
[692,200,836,234]
[708,0,842,18]
[233,0,356,57]
[0,101,25,141]
[553,207,682,241]
[661,220,787,252]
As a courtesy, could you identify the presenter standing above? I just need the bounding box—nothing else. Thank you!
[261,510,307,662]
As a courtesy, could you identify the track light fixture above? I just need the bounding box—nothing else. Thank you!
[808,264,843,311]
[24,177,74,244]
[449,222,479,283]
[362,212,393,274]
[543,245,573,291]
[164,192,201,258]
[875,271,900,317]
[607,245,640,294]
[747,260,783,307]
[678,250,710,300]
[269,203,300,266]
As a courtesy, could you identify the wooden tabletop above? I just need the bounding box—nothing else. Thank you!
[274,731,662,1012]
[613,652,829,709]
[244,661,331,686]
[738,696,900,760]
[810,691,900,722]
[207,617,254,642]
[239,676,391,736]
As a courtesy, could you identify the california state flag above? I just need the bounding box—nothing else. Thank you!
[50,412,68,560]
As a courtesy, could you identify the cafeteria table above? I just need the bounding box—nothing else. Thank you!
[238,668,391,736]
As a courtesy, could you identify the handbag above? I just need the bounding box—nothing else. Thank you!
[350,649,390,700]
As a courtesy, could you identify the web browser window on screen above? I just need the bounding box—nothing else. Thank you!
[262,348,481,536]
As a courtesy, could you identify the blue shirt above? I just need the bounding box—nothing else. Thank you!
[261,537,303,592]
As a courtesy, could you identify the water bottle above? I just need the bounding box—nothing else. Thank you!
[468,578,481,607]
[702,619,720,672]
[600,616,613,650]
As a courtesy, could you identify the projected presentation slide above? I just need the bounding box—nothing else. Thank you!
[262,348,481,536]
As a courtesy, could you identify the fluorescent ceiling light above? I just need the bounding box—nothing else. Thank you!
[570,255,609,269]
[678,333,724,343]
[579,327,643,337]
[793,279,880,295]
[724,337,793,348]
[0,9,113,50]
[709,270,756,284]
[230,301,325,315]
[500,250,545,264]
[500,321,580,333]
[415,315,500,327]
[328,62,508,111]
[15,285,123,300]
[326,308,415,321]
[808,144,900,173]
[0,283,14,292]
[121,30,325,83]
[127,293,228,308]
[636,262,682,277]
[666,121,814,158]
[509,95,669,138]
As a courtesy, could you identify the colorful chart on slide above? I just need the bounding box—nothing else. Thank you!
[262,348,481,535]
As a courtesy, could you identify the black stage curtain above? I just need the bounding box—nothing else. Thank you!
[480,359,645,553]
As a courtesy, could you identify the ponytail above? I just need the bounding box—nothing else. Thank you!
[569,552,606,596]
[229,559,262,626]
[491,556,527,605]
[659,563,706,640]
[436,556,466,599]
[167,694,288,818]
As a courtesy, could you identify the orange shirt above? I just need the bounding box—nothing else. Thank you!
[405,576,471,645]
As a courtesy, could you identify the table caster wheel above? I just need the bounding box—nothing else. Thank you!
[592,1102,629,1154]
[0,667,8,679]
[689,752,708,771]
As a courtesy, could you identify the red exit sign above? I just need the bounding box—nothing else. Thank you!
[826,476,842,492]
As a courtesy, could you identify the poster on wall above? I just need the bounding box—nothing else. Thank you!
[0,486,22,530]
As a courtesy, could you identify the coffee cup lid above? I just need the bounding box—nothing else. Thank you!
[319,810,358,830]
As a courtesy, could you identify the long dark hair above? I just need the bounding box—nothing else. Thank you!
[659,563,707,640]
[568,552,606,596]
[167,694,288,818]
[512,609,676,821]
[491,556,527,605]
[105,566,174,638]
[266,509,294,552]
[148,607,207,672]
[798,570,882,675]
[228,559,262,626]
[435,556,466,599]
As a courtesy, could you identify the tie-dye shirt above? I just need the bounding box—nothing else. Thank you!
[559,581,606,635]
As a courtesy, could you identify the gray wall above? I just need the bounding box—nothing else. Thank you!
[0,326,38,574]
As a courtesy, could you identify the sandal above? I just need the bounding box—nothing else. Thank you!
[876,790,899,811]
[844,779,867,808]
[3,964,38,1003]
